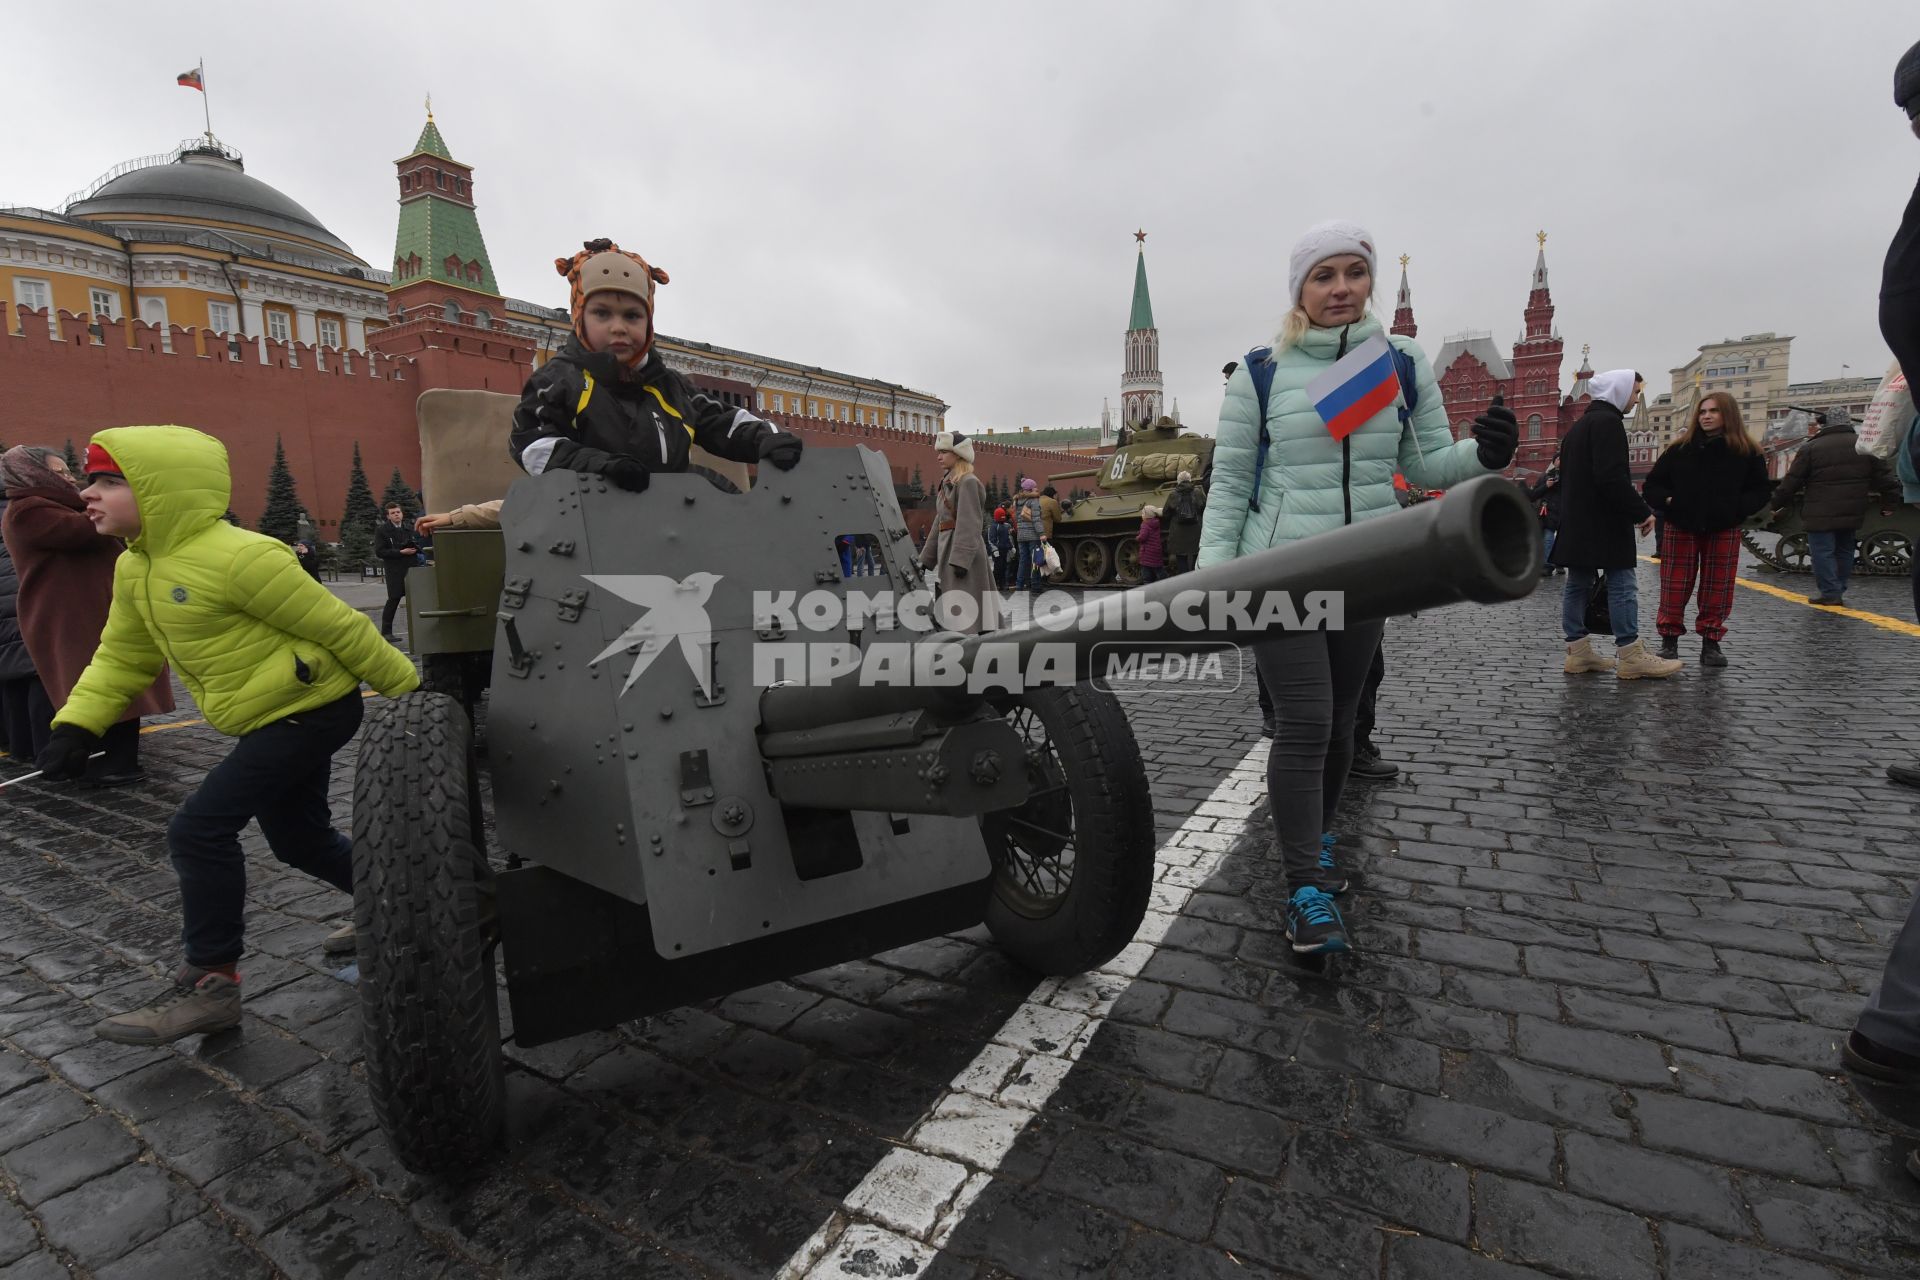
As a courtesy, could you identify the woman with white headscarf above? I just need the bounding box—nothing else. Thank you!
[1199,220,1516,956]
[1550,372,1683,680]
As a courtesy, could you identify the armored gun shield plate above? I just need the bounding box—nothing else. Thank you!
[487,449,994,960]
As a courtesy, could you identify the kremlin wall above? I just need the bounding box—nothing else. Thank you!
[0,300,1083,531]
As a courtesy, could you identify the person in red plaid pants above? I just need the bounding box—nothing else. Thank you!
[1641,391,1772,666]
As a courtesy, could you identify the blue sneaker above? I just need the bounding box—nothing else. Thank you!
[1287,887,1350,955]
[1318,832,1349,895]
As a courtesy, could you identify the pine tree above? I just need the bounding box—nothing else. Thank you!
[380,467,420,516]
[338,443,379,572]
[63,439,82,475]
[907,464,925,505]
[258,436,303,542]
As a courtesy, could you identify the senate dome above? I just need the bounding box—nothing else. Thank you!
[65,140,360,265]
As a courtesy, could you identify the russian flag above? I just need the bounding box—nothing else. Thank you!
[177,67,203,91]
[1306,332,1400,442]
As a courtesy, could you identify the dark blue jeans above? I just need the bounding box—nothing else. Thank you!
[1808,530,1856,601]
[1561,567,1639,646]
[168,691,364,967]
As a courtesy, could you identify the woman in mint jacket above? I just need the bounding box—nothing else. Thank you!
[1198,220,1517,954]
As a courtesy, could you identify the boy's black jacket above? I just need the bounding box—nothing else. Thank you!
[509,337,780,477]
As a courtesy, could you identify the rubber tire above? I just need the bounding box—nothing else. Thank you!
[353,691,503,1178]
[983,683,1155,975]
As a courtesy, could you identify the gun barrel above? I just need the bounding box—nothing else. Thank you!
[759,474,1539,734]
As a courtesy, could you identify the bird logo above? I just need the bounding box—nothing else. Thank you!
[585,572,723,699]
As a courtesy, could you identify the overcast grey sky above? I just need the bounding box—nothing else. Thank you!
[10,1,1917,433]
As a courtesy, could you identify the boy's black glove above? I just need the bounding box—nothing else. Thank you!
[602,457,651,493]
[534,380,575,432]
[1472,394,1519,470]
[758,435,804,470]
[37,725,99,782]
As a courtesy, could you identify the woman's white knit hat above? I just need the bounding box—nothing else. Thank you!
[934,430,974,463]
[1289,220,1376,304]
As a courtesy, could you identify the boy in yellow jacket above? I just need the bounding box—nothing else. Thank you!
[35,426,419,1044]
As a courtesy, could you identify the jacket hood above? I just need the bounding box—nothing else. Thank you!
[1589,369,1638,411]
[90,425,230,557]
[1293,314,1384,361]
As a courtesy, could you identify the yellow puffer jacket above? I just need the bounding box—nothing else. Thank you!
[52,426,419,737]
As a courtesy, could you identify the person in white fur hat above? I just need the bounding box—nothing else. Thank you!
[1198,218,1516,956]
[918,431,998,633]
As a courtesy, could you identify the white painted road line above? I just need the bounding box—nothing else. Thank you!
[777,741,1272,1278]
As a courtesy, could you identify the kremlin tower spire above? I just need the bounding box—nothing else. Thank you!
[388,105,502,325]
[1390,254,1417,338]
[1121,230,1165,429]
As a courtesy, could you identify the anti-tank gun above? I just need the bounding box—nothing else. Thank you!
[354,434,1540,1177]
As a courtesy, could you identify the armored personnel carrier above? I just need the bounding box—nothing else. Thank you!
[1044,417,1213,586]
[357,391,1539,1176]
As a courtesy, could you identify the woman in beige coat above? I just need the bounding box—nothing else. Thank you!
[918,432,999,633]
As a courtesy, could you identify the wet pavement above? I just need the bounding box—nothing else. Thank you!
[3,560,1919,1278]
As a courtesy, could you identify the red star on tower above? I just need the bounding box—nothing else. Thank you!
[1133,229,1146,245]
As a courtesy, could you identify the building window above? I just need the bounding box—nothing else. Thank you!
[266,310,291,342]
[443,300,461,322]
[774,395,785,413]
[318,317,341,347]
[840,406,850,422]
[473,309,492,330]
[89,288,120,320]
[13,277,51,312]
[1527,414,1543,440]
[808,400,818,416]
[436,171,447,189]
[207,301,235,334]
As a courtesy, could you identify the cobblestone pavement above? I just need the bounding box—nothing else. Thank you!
[3,562,1919,1278]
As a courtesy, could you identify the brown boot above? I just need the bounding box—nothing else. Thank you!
[1563,637,1616,674]
[94,965,241,1044]
[1615,638,1684,680]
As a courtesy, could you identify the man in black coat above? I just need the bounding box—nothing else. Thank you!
[374,502,417,641]
[1766,409,1899,605]
[1550,371,1683,679]
[1851,52,1920,1179]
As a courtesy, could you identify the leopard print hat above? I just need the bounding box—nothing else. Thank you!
[555,238,670,363]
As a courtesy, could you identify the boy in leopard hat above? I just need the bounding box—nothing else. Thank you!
[509,238,802,488]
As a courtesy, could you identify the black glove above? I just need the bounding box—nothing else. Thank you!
[534,379,574,432]
[601,457,651,493]
[37,724,99,782]
[1471,394,1519,470]
[758,435,804,471]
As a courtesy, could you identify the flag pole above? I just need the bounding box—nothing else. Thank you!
[200,58,213,142]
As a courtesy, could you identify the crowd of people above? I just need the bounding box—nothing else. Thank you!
[4,52,1920,1192]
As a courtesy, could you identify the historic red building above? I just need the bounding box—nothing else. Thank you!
[1410,236,1594,480]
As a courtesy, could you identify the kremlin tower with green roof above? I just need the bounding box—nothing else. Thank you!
[387,105,502,325]
[1121,231,1164,429]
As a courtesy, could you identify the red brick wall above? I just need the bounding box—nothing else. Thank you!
[2,307,423,532]
[0,308,1091,538]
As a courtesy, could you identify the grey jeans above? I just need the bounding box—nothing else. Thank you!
[1250,619,1387,894]
[1857,883,1920,1056]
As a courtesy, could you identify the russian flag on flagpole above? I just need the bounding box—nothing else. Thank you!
[1305,332,1400,442]
[177,67,203,91]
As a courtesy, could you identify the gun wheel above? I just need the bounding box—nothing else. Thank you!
[981,684,1154,975]
[1863,530,1911,574]
[353,691,503,1178]
[1774,533,1811,572]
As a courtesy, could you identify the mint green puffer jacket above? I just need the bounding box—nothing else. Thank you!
[1197,315,1492,566]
